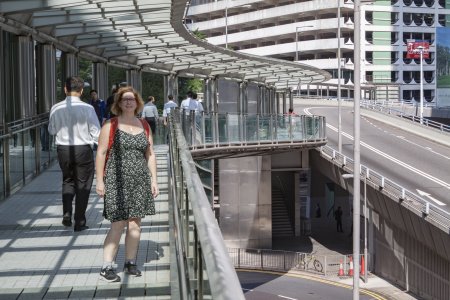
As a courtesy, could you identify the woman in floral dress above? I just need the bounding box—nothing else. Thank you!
[95,86,159,282]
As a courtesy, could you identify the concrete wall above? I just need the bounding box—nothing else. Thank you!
[219,155,272,249]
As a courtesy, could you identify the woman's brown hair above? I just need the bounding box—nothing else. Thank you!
[111,86,144,116]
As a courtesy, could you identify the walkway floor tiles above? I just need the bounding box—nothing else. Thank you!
[0,147,171,299]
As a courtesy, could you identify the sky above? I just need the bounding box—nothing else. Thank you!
[437,27,450,48]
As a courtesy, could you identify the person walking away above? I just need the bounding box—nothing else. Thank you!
[48,76,101,232]
[95,86,159,283]
[142,96,158,135]
[105,87,117,120]
[163,95,178,143]
[162,94,178,126]
[334,206,344,233]
[89,89,106,125]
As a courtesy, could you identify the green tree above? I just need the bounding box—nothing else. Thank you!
[192,28,207,40]
[142,72,164,112]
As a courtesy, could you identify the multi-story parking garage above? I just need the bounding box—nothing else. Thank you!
[188,0,450,104]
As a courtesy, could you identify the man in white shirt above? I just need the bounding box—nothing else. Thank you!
[162,94,178,126]
[180,91,204,114]
[48,76,101,232]
[142,96,159,134]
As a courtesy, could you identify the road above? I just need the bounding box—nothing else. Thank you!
[238,270,385,300]
[299,105,450,212]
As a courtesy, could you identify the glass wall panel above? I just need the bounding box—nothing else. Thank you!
[23,128,36,181]
[0,140,4,201]
[9,133,24,190]
[39,124,51,170]
[227,114,241,143]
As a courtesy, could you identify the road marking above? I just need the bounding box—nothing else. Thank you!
[326,123,450,190]
[278,295,297,300]
[242,288,253,292]
[237,269,387,300]
[417,189,446,206]
[304,107,450,195]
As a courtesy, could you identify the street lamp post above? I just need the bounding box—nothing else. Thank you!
[337,0,343,153]
[353,1,374,298]
[416,46,424,124]
[225,0,229,48]
[295,25,313,61]
[342,173,368,284]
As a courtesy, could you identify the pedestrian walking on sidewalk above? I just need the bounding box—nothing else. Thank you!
[334,206,344,233]
[142,96,159,134]
[48,76,101,232]
[95,86,159,283]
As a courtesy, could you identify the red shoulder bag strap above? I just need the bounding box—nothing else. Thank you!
[139,118,151,140]
[104,117,118,171]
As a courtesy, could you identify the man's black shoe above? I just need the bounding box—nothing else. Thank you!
[62,215,72,227]
[74,225,89,232]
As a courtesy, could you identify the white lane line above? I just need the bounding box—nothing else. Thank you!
[393,135,450,160]
[417,189,446,206]
[278,295,297,300]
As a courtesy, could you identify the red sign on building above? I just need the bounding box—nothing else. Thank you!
[406,40,430,59]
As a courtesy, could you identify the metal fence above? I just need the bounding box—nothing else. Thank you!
[361,102,450,134]
[228,248,368,278]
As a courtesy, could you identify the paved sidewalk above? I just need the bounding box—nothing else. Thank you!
[0,145,171,299]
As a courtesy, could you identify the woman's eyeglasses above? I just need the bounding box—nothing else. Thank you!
[121,97,136,102]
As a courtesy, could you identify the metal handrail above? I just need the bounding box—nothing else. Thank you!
[317,145,450,231]
[1,113,50,140]
[361,101,450,134]
[168,112,245,300]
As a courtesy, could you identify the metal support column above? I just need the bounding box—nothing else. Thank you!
[238,81,248,114]
[204,77,218,113]
[36,44,56,113]
[17,35,36,118]
[61,52,79,95]
[92,62,109,100]
[126,69,142,94]
[164,73,178,103]
[288,88,294,111]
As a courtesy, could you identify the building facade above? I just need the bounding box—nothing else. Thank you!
[188,0,450,104]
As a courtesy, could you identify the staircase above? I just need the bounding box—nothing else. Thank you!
[272,185,294,237]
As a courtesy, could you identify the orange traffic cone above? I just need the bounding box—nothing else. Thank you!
[360,255,365,275]
[348,256,354,276]
[338,259,345,276]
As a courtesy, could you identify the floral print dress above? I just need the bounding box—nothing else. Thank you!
[103,129,155,222]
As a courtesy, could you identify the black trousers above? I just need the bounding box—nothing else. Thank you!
[57,145,94,226]
[145,117,156,135]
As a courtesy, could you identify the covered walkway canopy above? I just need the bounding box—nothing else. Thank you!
[0,0,330,89]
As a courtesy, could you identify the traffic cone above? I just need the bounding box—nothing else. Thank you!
[360,255,365,275]
[338,259,345,276]
[348,256,354,276]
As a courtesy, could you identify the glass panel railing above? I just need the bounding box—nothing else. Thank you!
[178,111,326,148]
[9,132,24,191]
[24,129,37,182]
[1,113,56,200]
